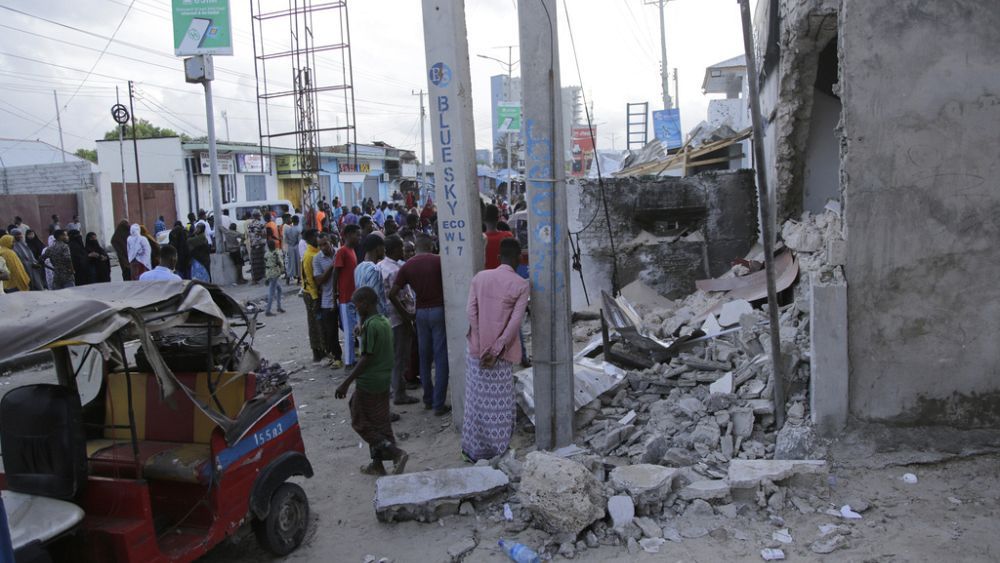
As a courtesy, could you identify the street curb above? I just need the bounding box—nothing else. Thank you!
[0,350,51,373]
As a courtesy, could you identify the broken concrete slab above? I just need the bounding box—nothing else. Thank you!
[731,407,755,438]
[718,299,753,327]
[727,459,828,489]
[374,467,509,522]
[709,372,734,395]
[678,479,731,501]
[609,464,678,508]
[633,516,662,539]
[519,452,607,535]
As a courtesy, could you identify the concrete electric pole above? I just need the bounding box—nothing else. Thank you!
[518,0,575,450]
[645,0,675,110]
[53,91,66,162]
[411,89,427,198]
[421,0,485,429]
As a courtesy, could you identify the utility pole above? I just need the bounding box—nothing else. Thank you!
[673,67,680,111]
[52,91,65,162]
[221,109,230,142]
[519,0,574,450]
[421,0,485,430]
[645,0,674,109]
[411,89,427,199]
[115,86,129,220]
[738,0,785,428]
[127,81,143,223]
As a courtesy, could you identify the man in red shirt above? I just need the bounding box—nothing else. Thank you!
[482,204,513,269]
[389,234,450,415]
[335,224,361,366]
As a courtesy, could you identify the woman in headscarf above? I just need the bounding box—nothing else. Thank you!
[140,225,160,268]
[187,223,211,282]
[110,220,131,281]
[67,230,91,286]
[41,235,55,289]
[0,235,30,293]
[25,229,45,261]
[168,221,191,279]
[127,223,152,279]
[10,229,45,290]
[85,232,111,283]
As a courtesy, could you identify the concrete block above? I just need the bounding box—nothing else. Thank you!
[809,273,848,436]
[678,479,731,501]
[609,464,678,506]
[374,467,509,522]
[727,459,827,489]
[519,452,607,535]
[608,495,635,529]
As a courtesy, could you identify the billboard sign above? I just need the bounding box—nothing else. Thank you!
[236,153,271,173]
[172,0,233,56]
[652,109,682,149]
[496,102,521,133]
[570,126,596,177]
[199,152,234,175]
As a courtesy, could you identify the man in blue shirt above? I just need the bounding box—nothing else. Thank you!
[139,246,182,282]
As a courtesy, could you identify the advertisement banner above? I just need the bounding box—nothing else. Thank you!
[496,102,521,133]
[652,109,683,149]
[199,152,234,175]
[570,126,596,177]
[236,153,271,173]
[172,0,233,57]
[401,162,418,178]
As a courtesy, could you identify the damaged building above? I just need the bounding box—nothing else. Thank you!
[755,0,1000,426]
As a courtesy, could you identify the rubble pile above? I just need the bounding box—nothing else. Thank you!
[373,210,857,560]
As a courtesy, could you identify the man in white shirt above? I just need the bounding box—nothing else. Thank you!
[139,246,183,282]
[377,234,418,405]
[195,210,214,246]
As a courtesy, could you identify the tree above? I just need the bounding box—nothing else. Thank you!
[74,148,97,163]
[103,119,191,141]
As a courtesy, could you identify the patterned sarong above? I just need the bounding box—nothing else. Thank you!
[250,245,266,281]
[461,352,515,461]
[350,388,395,460]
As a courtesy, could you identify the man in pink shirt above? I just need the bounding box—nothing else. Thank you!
[462,238,530,462]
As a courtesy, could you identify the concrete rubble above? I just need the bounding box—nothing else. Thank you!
[373,467,509,523]
[518,452,607,536]
[371,211,856,559]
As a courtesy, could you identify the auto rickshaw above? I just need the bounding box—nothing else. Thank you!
[0,280,312,562]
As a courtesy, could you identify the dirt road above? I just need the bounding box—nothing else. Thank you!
[5,283,1000,562]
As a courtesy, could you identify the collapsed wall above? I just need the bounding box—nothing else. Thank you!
[573,171,758,301]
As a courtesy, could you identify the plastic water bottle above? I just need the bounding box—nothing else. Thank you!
[498,539,540,563]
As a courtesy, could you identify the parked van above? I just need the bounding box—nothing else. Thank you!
[222,200,294,223]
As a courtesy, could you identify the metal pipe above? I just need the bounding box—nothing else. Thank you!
[738,0,785,428]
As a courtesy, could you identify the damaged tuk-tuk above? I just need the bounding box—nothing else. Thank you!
[0,281,312,562]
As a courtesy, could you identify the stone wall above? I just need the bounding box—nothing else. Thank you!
[574,170,758,301]
[841,0,1000,426]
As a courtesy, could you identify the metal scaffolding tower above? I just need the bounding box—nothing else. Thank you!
[626,102,649,151]
[251,0,358,213]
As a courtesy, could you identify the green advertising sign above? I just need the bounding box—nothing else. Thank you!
[496,102,521,133]
[172,0,233,56]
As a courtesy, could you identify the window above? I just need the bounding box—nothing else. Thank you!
[245,175,267,201]
[221,175,238,204]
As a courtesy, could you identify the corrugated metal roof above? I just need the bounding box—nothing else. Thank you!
[0,138,88,167]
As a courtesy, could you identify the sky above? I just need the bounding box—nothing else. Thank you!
[0,0,752,161]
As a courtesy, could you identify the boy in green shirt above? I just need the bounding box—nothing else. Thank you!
[336,286,409,476]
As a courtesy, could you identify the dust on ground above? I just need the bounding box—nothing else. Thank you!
[4,283,1000,562]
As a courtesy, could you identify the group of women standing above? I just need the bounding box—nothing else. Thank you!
[0,228,111,292]
[110,219,212,282]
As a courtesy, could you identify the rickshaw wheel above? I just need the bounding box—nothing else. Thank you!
[253,482,310,555]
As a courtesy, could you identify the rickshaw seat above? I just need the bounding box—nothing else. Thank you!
[86,440,211,485]
[86,371,255,484]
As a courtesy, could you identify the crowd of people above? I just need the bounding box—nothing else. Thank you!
[0,214,111,294]
[1,193,533,477]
